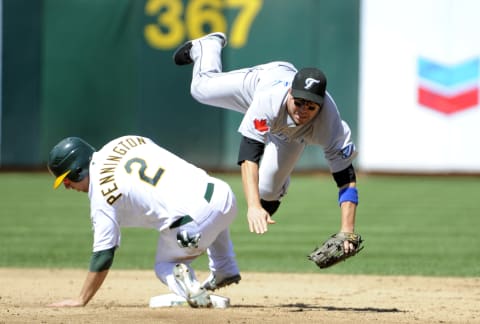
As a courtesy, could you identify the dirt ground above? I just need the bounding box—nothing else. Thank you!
[1,268,479,324]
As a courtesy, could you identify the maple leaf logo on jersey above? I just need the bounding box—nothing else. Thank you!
[253,118,269,132]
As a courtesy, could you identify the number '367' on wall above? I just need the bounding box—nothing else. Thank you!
[144,0,263,50]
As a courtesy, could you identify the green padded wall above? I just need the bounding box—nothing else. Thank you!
[1,0,359,170]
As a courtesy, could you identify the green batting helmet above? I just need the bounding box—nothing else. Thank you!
[47,137,96,189]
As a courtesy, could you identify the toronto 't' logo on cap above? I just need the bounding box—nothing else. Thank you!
[304,78,321,90]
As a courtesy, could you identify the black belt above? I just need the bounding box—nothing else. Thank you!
[169,182,214,229]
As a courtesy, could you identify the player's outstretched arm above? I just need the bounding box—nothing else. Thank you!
[48,270,109,307]
[332,165,359,252]
[240,160,275,234]
[339,185,358,253]
[48,248,115,307]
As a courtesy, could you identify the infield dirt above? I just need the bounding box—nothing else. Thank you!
[0,268,478,323]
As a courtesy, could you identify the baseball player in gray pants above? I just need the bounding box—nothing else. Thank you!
[173,32,361,256]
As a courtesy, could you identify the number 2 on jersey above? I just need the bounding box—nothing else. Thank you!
[124,157,164,186]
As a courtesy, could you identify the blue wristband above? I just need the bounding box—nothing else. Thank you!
[338,187,358,206]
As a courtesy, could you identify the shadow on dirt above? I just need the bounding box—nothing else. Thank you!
[236,303,405,313]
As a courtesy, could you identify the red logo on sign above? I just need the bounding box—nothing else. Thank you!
[254,119,269,132]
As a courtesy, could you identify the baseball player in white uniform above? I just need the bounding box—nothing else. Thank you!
[173,32,361,257]
[47,135,241,308]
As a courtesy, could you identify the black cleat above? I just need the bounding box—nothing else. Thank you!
[201,273,241,291]
[173,41,194,65]
[172,32,227,66]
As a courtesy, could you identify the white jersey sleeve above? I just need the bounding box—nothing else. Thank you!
[90,208,121,252]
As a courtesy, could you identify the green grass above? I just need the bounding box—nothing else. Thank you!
[0,172,478,277]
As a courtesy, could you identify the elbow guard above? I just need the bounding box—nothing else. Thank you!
[89,247,116,272]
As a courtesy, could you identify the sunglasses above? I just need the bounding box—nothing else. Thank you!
[293,98,320,111]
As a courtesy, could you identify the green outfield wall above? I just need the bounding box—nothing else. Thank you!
[1,0,359,170]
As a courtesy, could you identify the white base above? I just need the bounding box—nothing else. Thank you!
[149,293,188,307]
[149,293,230,309]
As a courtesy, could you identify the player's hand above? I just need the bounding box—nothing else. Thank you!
[48,299,84,307]
[247,206,276,234]
[343,240,356,254]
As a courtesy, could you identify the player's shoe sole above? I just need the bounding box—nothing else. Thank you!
[201,273,241,291]
[172,32,227,66]
[173,263,212,308]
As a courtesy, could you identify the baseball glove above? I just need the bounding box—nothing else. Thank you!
[308,232,364,269]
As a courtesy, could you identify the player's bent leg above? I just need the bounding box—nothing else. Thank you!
[202,229,241,291]
[190,67,257,114]
[198,190,241,292]
[187,34,256,113]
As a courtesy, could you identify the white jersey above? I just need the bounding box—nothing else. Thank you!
[88,135,218,252]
